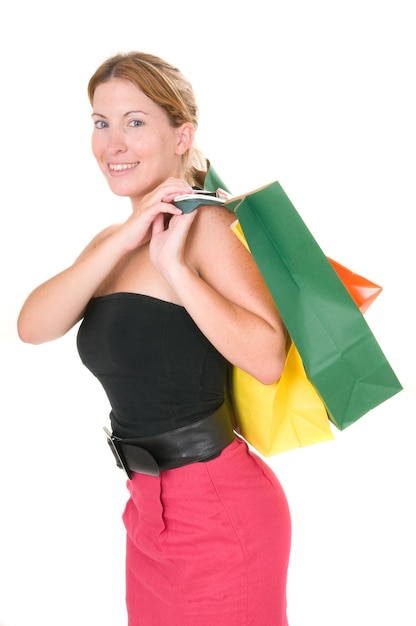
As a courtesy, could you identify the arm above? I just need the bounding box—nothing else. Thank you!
[17,179,189,344]
[17,225,135,344]
[150,205,287,385]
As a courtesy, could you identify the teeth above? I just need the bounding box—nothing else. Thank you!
[109,162,138,171]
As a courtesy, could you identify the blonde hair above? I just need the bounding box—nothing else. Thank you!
[88,52,207,186]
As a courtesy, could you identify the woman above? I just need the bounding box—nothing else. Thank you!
[18,52,291,625]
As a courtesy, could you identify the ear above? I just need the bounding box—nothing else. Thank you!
[175,122,194,155]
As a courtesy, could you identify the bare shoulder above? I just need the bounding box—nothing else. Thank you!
[74,223,121,261]
[188,204,253,275]
[190,204,238,247]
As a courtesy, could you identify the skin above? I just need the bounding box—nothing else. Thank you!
[17,78,287,384]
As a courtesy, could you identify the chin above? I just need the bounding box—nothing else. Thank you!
[107,181,138,197]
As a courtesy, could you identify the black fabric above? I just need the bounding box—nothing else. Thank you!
[77,293,227,438]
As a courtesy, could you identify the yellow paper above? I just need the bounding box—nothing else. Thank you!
[232,342,334,456]
[230,220,334,456]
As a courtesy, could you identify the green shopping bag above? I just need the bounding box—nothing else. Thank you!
[202,167,402,430]
[225,182,402,429]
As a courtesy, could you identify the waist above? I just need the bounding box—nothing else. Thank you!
[104,403,235,478]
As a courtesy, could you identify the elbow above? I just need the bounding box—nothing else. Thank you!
[248,331,287,385]
[17,324,39,345]
[17,314,44,345]
[253,353,286,386]
[256,368,283,387]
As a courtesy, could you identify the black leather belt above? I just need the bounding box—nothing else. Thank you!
[104,403,235,478]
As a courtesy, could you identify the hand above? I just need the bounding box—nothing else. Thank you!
[119,178,193,251]
[149,208,198,279]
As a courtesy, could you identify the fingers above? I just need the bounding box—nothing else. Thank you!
[151,213,165,237]
[158,178,193,204]
[170,209,198,232]
[139,178,191,217]
[152,208,197,239]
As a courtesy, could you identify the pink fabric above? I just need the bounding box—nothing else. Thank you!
[123,437,291,625]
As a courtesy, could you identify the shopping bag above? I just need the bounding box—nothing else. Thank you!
[327,258,382,314]
[231,338,335,455]
[232,221,383,315]
[224,182,402,430]
[230,222,383,455]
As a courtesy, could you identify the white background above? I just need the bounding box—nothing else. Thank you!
[1,1,415,624]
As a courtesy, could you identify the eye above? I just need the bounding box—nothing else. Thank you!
[128,119,144,128]
[94,120,108,129]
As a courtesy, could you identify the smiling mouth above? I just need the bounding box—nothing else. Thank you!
[109,162,139,171]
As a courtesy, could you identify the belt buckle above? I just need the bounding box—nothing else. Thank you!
[103,427,132,479]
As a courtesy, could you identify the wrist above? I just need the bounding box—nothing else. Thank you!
[163,261,197,292]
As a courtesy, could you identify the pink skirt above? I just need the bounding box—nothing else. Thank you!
[123,437,291,625]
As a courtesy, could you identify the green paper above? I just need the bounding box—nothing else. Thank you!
[224,181,402,429]
[203,164,231,195]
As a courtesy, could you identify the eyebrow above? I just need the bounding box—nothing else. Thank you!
[91,110,149,118]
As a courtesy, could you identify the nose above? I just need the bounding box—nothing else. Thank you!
[107,128,128,154]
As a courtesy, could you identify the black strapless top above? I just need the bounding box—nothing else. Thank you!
[77,293,227,438]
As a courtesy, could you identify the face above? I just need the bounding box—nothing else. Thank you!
[91,78,192,201]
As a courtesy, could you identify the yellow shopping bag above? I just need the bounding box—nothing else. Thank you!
[229,221,384,456]
[231,340,334,456]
